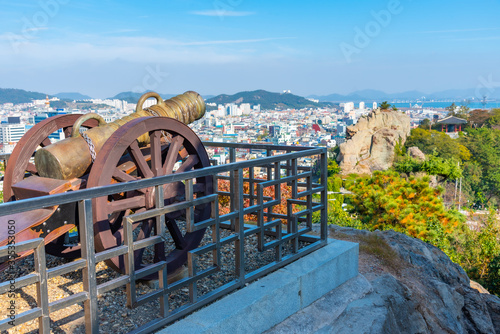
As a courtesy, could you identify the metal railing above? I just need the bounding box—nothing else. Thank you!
[0,142,328,333]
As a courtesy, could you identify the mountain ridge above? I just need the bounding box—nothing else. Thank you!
[206,89,329,110]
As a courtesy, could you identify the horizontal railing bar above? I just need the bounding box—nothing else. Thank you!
[166,266,218,292]
[135,262,166,281]
[133,289,164,308]
[299,234,321,243]
[219,234,238,245]
[0,273,38,294]
[0,307,42,332]
[97,275,130,295]
[202,141,316,151]
[47,259,87,279]
[133,236,163,251]
[0,238,43,257]
[292,208,312,217]
[49,291,89,313]
[0,147,325,217]
[189,243,217,256]
[95,245,128,263]
[190,217,216,231]
[126,195,217,223]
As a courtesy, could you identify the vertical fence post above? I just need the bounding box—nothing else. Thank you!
[34,240,50,333]
[79,199,98,334]
[155,184,168,317]
[234,168,245,285]
[320,150,328,241]
[229,147,237,231]
[124,216,136,308]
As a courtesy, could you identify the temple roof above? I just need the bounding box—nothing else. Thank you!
[436,116,467,125]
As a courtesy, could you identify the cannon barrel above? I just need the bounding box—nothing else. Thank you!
[34,91,206,180]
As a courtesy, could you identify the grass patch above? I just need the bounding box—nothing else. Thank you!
[358,234,405,272]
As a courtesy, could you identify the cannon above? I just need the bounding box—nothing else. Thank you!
[1,91,213,277]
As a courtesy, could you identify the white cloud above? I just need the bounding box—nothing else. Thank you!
[190,10,255,17]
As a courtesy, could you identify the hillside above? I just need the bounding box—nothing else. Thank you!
[270,225,500,333]
[54,92,92,100]
[206,90,329,110]
[109,91,176,103]
[310,88,500,102]
[0,88,49,104]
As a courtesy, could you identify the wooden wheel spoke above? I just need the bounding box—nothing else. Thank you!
[166,219,187,249]
[175,155,199,174]
[112,168,138,182]
[112,168,147,194]
[163,136,184,174]
[40,137,51,147]
[128,140,154,179]
[150,130,163,176]
[107,195,146,214]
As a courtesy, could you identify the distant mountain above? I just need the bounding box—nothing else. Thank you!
[0,88,49,104]
[310,88,500,102]
[310,90,427,102]
[206,90,328,110]
[109,91,177,103]
[54,92,92,100]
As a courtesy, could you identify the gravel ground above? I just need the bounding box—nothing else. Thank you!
[0,221,312,333]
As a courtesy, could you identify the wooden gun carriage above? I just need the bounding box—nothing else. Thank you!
[1,91,212,278]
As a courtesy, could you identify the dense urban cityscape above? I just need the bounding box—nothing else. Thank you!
[0,92,460,156]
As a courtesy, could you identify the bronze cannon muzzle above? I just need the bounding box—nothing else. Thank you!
[34,91,206,180]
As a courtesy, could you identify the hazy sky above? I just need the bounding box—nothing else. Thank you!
[1,0,499,98]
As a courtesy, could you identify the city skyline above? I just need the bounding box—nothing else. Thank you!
[0,0,499,98]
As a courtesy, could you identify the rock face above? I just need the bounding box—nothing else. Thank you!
[268,226,500,334]
[337,109,411,175]
[408,146,426,161]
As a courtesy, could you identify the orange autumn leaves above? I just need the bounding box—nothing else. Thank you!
[346,170,464,240]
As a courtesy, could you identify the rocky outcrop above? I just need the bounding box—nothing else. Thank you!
[268,226,500,334]
[408,146,426,161]
[337,109,411,175]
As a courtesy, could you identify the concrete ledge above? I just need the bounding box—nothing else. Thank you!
[158,239,358,334]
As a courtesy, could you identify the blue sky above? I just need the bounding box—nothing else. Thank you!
[0,0,499,98]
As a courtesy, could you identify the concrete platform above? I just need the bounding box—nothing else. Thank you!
[158,239,359,334]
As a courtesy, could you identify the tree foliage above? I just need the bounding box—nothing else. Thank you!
[461,128,500,203]
[405,128,470,161]
[345,171,464,239]
[394,154,462,180]
[379,101,391,110]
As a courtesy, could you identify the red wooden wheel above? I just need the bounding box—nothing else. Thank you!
[3,114,99,258]
[3,114,98,201]
[87,117,212,276]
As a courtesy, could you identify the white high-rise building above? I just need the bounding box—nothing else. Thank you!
[240,103,251,115]
[344,102,354,114]
[359,102,365,110]
[373,102,378,109]
[217,104,226,117]
[0,123,26,143]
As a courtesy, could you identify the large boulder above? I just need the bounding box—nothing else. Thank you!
[268,226,500,334]
[337,109,411,175]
